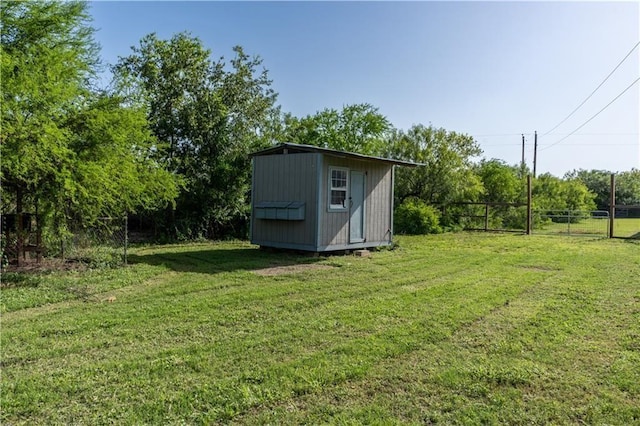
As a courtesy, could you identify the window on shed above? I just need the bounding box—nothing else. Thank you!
[329,167,348,210]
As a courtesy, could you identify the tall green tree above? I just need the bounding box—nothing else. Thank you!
[64,94,180,222]
[564,169,611,209]
[476,159,524,203]
[1,1,96,218]
[282,104,390,156]
[615,169,640,205]
[533,173,596,213]
[566,168,640,208]
[113,33,278,238]
[473,159,529,229]
[389,125,483,210]
[1,1,179,257]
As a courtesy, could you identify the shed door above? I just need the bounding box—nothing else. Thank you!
[349,171,365,243]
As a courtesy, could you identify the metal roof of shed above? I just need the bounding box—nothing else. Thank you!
[250,143,420,167]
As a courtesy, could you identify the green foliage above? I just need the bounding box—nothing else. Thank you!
[282,103,391,155]
[113,34,278,239]
[533,173,596,212]
[501,206,529,229]
[565,168,640,209]
[468,159,529,230]
[1,1,179,251]
[1,0,97,206]
[565,169,611,209]
[476,159,524,203]
[389,125,483,226]
[64,94,180,221]
[70,246,124,269]
[394,198,442,234]
[616,169,640,206]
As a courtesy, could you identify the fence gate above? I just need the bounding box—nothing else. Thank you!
[611,205,640,239]
[532,210,609,237]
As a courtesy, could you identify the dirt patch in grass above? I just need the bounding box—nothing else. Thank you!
[253,264,335,276]
[517,264,561,271]
[2,258,88,275]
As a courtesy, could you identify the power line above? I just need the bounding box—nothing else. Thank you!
[542,40,640,136]
[472,133,534,137]
[540,76,640,151]
[540,143,638,146]
[543,132,639,136]
[478,133,639,142]
[482,143,638,147]
[478,133,638,146]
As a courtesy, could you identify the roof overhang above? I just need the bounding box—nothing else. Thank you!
[250,143,421,167]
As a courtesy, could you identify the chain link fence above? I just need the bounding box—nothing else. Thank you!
[612,206,640,239]
[61,217,128,267]
[532,210,609,237]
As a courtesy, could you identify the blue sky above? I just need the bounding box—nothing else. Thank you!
[90,1,639,177]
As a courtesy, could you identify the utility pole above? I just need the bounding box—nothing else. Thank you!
[521,134,525,168]
[533,130,538,178]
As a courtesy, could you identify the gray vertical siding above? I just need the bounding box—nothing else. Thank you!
[252,152,395,252]
[368,164,393,244]
[318,157,393,248]
[251,153,318,248]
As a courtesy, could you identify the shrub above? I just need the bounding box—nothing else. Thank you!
[69,246,123,269]
[394,198,443,235]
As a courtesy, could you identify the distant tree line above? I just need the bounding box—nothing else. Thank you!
[2,0,639,252]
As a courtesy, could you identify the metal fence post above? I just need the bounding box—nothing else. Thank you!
[484,204,489,231]
[124,214,128,266]
[526,175,532,235]
[609,174,615,238]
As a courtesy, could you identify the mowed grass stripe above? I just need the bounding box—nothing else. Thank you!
[2,236,544,420]
[3,239,541,374]
[2,234,638,424]
[235,241,639,424]
[5,262,552,420]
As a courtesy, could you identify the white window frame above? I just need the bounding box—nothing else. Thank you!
[328,167,349,211]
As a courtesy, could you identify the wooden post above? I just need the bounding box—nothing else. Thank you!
[35,200,42,264]
[484,204,489,231]
[526,175,532,235]
[609,173,615,238]
[124,214,128,266]
[533,131,538,178]
[521,134,525,170]
[16,187,23,267]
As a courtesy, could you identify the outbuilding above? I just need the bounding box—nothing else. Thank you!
[250,143,418,253]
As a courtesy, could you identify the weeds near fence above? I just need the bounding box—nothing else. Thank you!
[58,217,128,268]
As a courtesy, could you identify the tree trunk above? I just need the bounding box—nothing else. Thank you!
[35,198,42,263]
[16,186,24,267]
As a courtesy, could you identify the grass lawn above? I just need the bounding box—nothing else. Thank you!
[535,217,609,237]
[2,234,639,424]
[613,217,640,239]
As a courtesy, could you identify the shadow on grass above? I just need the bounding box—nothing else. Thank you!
[128,247,322,275]
[612,231,640,241]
